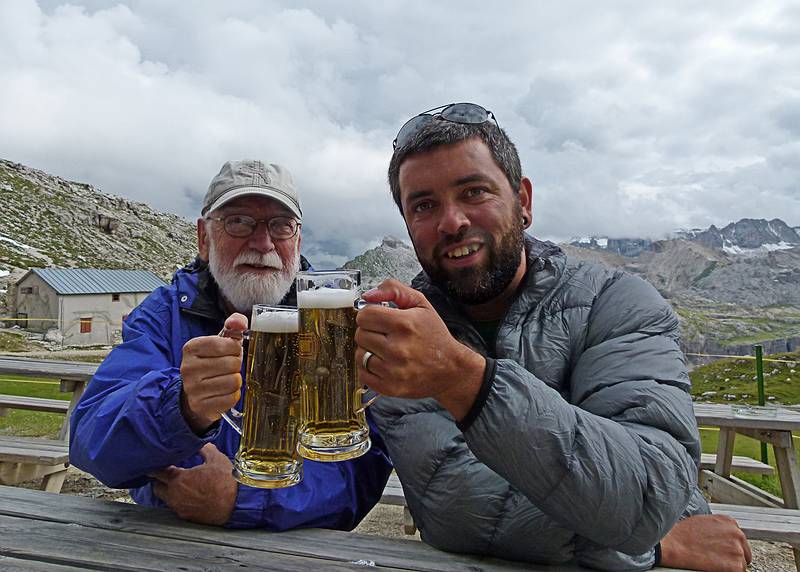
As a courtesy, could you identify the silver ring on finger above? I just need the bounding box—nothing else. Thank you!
[362,351,375,373]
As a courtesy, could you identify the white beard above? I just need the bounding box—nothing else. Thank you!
[207,235,300,313]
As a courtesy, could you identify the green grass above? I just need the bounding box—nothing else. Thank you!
[690,351,800,405]
[0,376,69,438]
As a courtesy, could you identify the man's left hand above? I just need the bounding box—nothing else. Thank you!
[356,279,486,421]
[659,514,752,571]
[150,443,237,526]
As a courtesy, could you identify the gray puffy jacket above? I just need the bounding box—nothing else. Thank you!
[371,236,709,570]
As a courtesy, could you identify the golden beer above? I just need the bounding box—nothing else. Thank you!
[296,273,372,461]
[232,307,302,488]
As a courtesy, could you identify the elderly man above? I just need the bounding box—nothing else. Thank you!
[70,159,392,529]
[356,104,750,571]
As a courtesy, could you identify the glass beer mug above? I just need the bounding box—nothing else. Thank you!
[221,305,303,488]
[295,270,378,462]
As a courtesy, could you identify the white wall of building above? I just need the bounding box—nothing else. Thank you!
[60,292,149,346]
[14,274,59,333]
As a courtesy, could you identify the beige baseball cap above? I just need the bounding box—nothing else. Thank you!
[201,160,302,219]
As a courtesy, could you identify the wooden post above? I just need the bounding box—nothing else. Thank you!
[755,344,769,466]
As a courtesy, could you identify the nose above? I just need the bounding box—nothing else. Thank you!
[246,221,276,252]
[437,203,470,236]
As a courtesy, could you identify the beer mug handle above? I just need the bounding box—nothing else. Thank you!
[354,387,379,415]
[351,300,393,415]
[355,299,398,310]
[218,327,251,436]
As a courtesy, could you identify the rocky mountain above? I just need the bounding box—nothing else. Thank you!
[342,236,421,289]
[675,218,800,255]
[346,226,800,362]
[564,230,800,361]
[1,157,796,360]
[574,218,800,258]
[0,159,197,309]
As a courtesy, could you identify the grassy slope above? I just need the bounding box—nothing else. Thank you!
[691,351,800,404]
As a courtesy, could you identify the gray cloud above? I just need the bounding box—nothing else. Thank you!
[0,0,798,264]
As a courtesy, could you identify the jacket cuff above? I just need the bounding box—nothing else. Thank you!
[653,543,661,567]
[161,376,219,453]
[456,357,496,432]
[224,485,265,529]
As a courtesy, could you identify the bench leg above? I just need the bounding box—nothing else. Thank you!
[403,506,417,535]
[40,467,68,493]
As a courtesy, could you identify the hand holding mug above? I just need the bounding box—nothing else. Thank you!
[179,313,246,433]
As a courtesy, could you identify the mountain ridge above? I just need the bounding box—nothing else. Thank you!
[1,158,797,359]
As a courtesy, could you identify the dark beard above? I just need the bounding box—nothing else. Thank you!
[421,208,524,305]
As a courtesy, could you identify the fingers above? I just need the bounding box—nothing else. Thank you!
[149,466,182,483]
[224,312,248,333]
[362,279,430,310]
[741,532,752,565]
[187,375,242,410]
[355,347,384,377]
[152,480,168,502]
[354,328,389,357]
[197,443,226,464]
[183,336,243,360]
[182,355,243,383]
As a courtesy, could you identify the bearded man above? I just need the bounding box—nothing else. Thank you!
[70,160,392,529]
[356,104,750,571]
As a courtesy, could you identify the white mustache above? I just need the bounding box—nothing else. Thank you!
[234,250,283,270]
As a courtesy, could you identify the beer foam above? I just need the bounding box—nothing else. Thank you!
[297,288,358,309]
[250,310,299,333]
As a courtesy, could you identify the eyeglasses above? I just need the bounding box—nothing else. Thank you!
[205,214,301,240]
[392,102,499,150]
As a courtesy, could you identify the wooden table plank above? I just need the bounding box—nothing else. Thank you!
[0,554,92,571]
[0,357,97,382]
[694,403,800,432]
[1,513,394,572]
[0,486,565,572]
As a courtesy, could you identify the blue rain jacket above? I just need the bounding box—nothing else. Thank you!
[69,258,393,530]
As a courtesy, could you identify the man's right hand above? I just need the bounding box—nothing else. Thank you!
[179,313,248,433]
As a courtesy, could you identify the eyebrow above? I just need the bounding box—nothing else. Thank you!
[405,173,493,203]
[453,173,493,186]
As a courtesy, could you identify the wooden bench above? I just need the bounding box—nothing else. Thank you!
[0,395,71,415]
[0,435,70,492]
[700,453,774,476]
[0,357,97,493]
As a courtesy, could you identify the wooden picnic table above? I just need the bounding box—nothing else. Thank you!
[694,402,800,569]
[0,356,97,441]
[0,484,691,571]
[0,356,98,492]
[693,402,800,509]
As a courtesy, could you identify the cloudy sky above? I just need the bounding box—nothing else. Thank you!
[1,1,798,266]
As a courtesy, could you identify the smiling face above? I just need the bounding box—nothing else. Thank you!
[197,195,301,312]
[398,137,532,309]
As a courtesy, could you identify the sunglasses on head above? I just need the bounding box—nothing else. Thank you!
[392,102,499,150]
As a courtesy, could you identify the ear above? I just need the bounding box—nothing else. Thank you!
[519,177,533,229]
[197,218,210,260]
